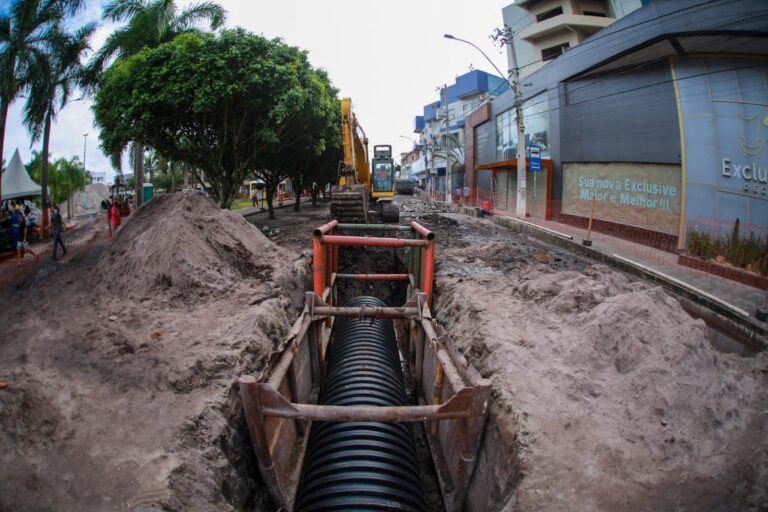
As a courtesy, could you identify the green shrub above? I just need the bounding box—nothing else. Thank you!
[686,219,768,277]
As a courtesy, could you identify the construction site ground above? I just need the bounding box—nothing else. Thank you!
[0,193,766,511]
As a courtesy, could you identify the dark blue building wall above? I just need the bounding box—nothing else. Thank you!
[560,63,680,164]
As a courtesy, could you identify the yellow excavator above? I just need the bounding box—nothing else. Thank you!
[330,98,399,223]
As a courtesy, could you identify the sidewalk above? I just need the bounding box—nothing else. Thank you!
[456,204,767,339]
[236,197,303,217]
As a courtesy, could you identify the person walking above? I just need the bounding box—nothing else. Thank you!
[463,184,471,206]
[12,205,38,266]
[51,205,67,260]
[110,199,121,234]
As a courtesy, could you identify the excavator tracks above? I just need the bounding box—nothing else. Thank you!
[380,201,400,223]
[330,185,369,224]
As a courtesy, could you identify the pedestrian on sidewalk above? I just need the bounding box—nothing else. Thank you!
[51,205,67,260]
[463,184,470,206]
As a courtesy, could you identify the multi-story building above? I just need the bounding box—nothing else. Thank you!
[410,70,509,195]
[89,171,107,184]
[464,0,768,253]
[503,0,646,77]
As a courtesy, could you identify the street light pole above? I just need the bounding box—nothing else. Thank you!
[83,133,88,177]
[444,32,526,218]
[444,83,450,204]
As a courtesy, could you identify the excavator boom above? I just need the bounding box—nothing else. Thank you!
[331,98,398,223]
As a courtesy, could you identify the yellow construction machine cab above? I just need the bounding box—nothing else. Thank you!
[370,145,396,199]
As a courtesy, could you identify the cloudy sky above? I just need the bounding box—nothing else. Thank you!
[2,0,513,179]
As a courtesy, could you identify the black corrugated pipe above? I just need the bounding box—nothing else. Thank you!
[295,296,425,511]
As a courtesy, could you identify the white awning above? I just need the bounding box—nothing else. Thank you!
[1,149,42,200]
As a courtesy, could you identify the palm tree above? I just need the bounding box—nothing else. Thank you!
[90,0,226,208]
[23,22,95,228]
[53,155,87,218]
[0,0,83,203]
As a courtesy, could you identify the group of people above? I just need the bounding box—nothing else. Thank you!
[453,185,471,205]
[9,203,67,266]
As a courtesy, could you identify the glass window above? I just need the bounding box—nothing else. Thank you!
[523,93,550,158]
[542,42,569,61]
[496,109,516,161]
[372,162,394,192]
[536,6,563,22]
[495,93,550,161]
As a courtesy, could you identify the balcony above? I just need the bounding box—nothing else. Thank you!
[519,13,614,42]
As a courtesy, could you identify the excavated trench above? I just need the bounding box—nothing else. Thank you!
[333,247,446,510]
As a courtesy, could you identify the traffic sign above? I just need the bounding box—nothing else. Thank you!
[529,145,542,172]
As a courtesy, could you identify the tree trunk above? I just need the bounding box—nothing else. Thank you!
[170,168,176,193]
[41,112,52,232]
[134,142,144,207]
[291,178,303,212]
[266,187,275,219]
[0,98,8,203]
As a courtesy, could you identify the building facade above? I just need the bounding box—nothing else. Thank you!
[503,0,645,77]
[411,70,509,196]
[89,171,107,184]
[466,0,768,251]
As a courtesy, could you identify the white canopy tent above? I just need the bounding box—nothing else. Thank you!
[2,148,42,201]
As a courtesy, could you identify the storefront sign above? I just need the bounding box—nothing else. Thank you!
[576,176,678,211]
[721,158,768,196]
[563,163,681,234]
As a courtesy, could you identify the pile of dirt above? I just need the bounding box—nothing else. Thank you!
[0,192,309,512]
[63,183,110,216]
[436,261,768,511]
[95,192,294,303]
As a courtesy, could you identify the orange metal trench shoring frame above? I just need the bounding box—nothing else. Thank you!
[239,221,492,511]
[238,290,492,512]
[312,220,436,308]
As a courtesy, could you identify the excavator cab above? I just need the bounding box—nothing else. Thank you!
[370,145,399,222]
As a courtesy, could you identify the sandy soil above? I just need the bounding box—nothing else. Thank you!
[2,195,766,511]
[0,193,309,512]
[429,211,768,511]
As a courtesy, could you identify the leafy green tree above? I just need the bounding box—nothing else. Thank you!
[94,30,341,210]
[88,0,226,208]
[23,22,95,227]
[0,0,84,202]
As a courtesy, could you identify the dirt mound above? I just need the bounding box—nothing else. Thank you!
[0,191,310,511]
[64,183,110,215]
[96,192,292,302]
[437,263,768,511]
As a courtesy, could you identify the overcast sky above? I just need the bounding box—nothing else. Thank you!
[2,0,513,179]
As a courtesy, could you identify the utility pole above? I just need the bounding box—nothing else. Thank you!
[444,84,450,203]
[493,26,526,218]
[82,133,88,178]
[445,29,526,217]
